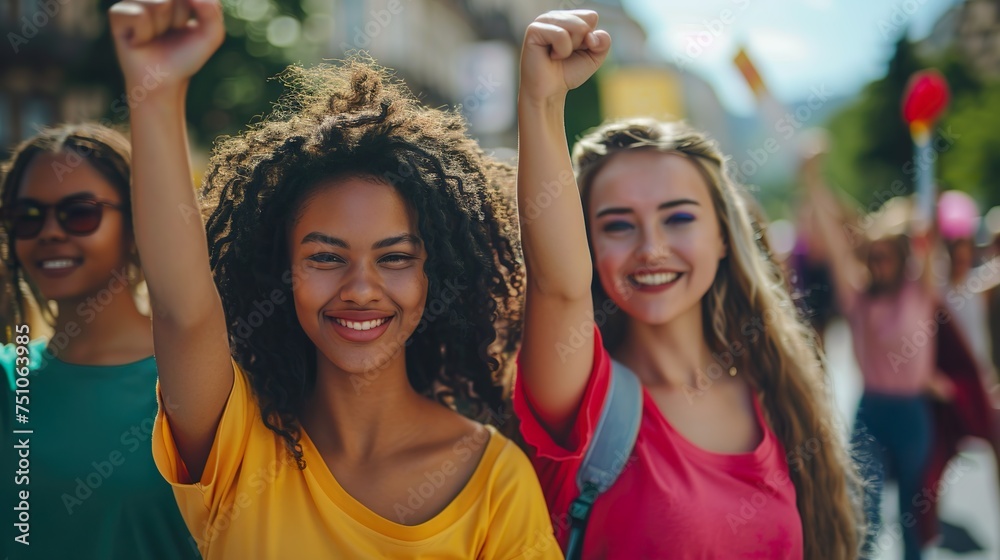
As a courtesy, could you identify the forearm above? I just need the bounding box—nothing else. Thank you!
[516,97,593,300]
[807,186,861,308]
[129,84,221,324]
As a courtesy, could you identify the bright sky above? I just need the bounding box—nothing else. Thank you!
[623,0,962,115]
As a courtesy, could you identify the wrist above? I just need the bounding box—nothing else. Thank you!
[125,81,188,119]
[123,75,188,103]
[517,93,567,134]
[518,90,566,114]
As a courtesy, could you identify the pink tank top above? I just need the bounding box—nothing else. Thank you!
[515,327,803,559]
[847,280,937,395]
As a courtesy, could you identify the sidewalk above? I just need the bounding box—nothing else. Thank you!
[825,318,1000,560]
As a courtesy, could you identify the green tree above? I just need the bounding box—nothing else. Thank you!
[938,81,1000,207]
[71,0,323,147]
[825,35,922,206]
[825,31,1000,212]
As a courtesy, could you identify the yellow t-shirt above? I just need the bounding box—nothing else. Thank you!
[152,362,562,559]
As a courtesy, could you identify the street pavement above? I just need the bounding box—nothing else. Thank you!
[825,318,1000,560]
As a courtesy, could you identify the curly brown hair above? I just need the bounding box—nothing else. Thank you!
[200,59,523,467]
[573,119,865,559]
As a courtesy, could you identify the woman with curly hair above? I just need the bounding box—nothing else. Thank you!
[108,1,559,557]
[514,10,863,559]
[0,123,196,559]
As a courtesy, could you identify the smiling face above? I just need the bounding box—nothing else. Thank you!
[588,150,727,327]
[12,151,131,303]
[288,177,429,375]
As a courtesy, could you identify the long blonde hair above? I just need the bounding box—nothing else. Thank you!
[572,118,864,559]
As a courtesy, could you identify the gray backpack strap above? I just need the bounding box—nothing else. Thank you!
[565,359,643,559]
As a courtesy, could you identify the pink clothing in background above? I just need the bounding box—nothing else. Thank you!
[846,280,939,396]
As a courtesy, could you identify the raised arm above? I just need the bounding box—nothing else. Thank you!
[800,155,865,315]
[109,0,230,480]
[517,11,610,442]
[909,219,940,296]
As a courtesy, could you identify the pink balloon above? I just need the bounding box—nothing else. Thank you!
[937,190,979,240]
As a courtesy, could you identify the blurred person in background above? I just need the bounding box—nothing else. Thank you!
[943,234,995,383]
[944,230,1000,546]
[804,154,989,560]
[0,123,197,559]
[987,234,1000,385]
[806,175,940,560]
[789,135,839,347]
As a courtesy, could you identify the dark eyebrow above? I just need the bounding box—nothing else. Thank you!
[373,234,422,250]
[300,232,422,250]
[63,192,99,200]
[15,192,100,204]
[301,232,349,248]
[595,198,700,218]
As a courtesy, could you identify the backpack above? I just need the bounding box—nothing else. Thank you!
[564,359,643,560]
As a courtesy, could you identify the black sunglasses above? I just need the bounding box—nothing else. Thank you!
[3,197,123,240]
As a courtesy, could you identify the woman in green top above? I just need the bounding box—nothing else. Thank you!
[0,123,198,559]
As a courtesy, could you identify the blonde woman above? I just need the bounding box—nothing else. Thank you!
[514,10,862,559]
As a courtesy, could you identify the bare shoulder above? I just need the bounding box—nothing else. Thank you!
[411,400,494,464]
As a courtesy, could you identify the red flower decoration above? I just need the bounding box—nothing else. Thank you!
[902,70,950,124]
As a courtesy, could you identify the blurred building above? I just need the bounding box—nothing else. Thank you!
[0,0,107,146]
[330,0,650,147]
[325,0,730,149]
[923,0,1000,79]
[0,0,733,156]
[959,0,1000,77]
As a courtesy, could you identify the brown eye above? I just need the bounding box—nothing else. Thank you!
[307,253,342,264]
[379,254,415,265]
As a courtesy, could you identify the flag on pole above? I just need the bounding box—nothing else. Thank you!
[734,48,768,99]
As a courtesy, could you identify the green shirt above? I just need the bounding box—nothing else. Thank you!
[1,339,199,559]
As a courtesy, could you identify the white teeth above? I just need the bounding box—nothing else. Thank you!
[334,317,388,331]
[40,259,76,270]
[632,272,680,286]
